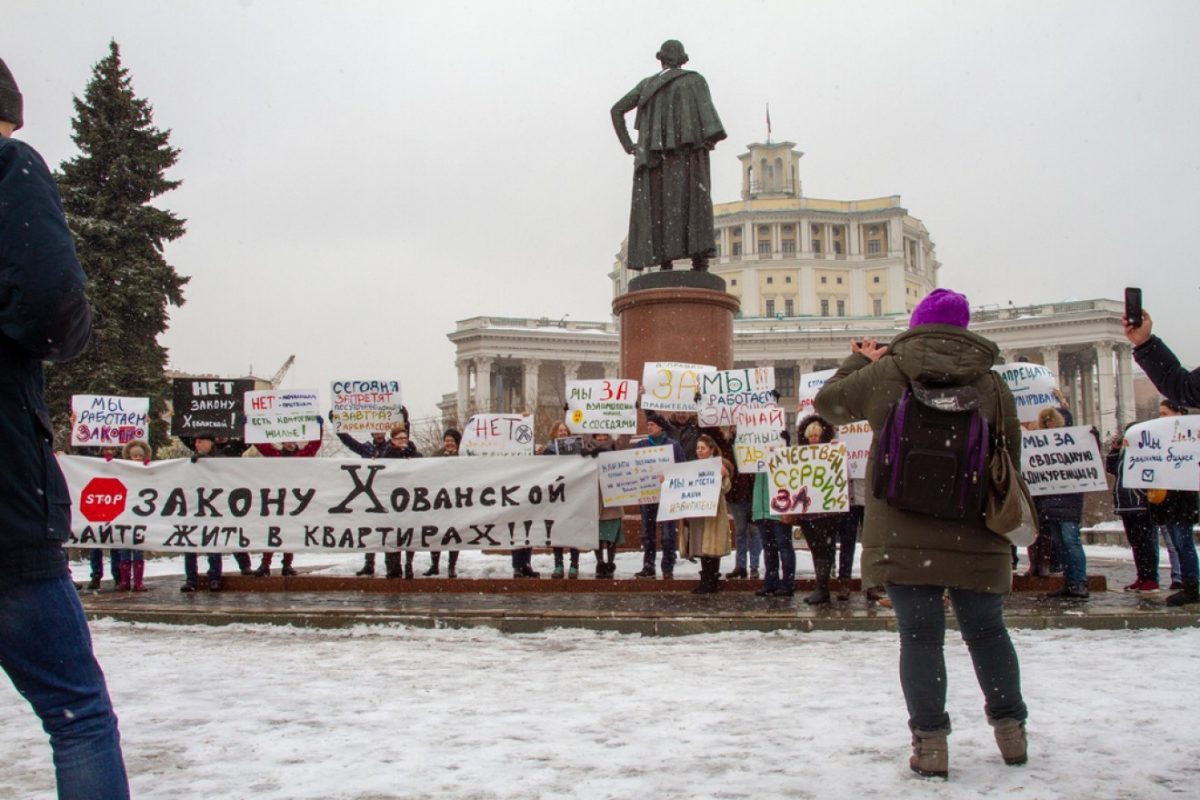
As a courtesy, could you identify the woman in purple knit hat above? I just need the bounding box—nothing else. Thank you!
[814,288,1029,780]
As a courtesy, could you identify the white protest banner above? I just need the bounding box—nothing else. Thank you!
[767,443,850,515]
[71,395,150,447]
[641,361,717,412]
[733,404,787,473]
[596,444,676,507]
[60,454,599,552]
[836,420,874,480]
[461,414,535,456]
[696,367,776,427]
[565,379,638,434]
[797,368,836,417]
[1019,425,1107,496]
[1121,417,1200,491]
[656,458,723,522]
[330,379,404,434]
[993,362,1061,423]
[243,389,322,444]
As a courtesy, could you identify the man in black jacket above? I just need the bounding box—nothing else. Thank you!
[0,57,130,798]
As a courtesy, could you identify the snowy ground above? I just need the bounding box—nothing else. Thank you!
[4,582,1200,797]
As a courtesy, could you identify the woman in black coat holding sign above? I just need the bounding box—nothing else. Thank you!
[1031,408,1088,600]
[790,414,848,606]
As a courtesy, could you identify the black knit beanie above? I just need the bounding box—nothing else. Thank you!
[0,58,23,130]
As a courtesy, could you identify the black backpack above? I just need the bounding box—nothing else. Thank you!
[872,381,990,519]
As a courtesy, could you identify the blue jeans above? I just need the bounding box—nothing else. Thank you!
[1160,526,1183,583]
[729,501,761,571]
[639,503,677,574]
[0,575,129,799]
[1160,522,1199,581]
[88,549,118,580]
[1042,518,1087,586]
[183,553,223,585]
[887,585,1027,734]
[757,519,795,592]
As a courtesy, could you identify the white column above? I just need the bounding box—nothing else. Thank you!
[800,217,811,254]
[455,359,470,424]
[1041,346,1061,375]
[523,359,541,415]
[474,356,494,413]
[848,219,861,257]
[1079,352,1095,429]
[889,216,903,257]
[1116,343,1135,428]
[1094,343,1118,439]
[562,359,581,384]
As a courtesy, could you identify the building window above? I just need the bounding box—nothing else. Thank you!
[784,298,794,316]
[732,242,742,256]
[785,276,792,283]
[873,276,880,284]
[836,277,843,285]
[812,240,822,254]
[833,240,843,255]
[837,300,846,316]
[820,299,829,317]
[759,225,770,235]
[765,299,775,316]
[873,298,882,316]
[758,239,771,255]
[714,244,721,257]
[776,367,796,397]
[730,279,737,286]
[868,239,882,255]
[766,276,774,285]
[820,276,827,284]
[782,239,796,253]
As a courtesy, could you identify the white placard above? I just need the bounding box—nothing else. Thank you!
[71,395,149,447]
[596,444,676,507]
[1019,425,1108,496]
[60,454,598,552]
[656,458,724,521]
[641,361,717,412]
[696,367,776,427]
[244,389,322,444]
[330,379,404,434]
[836,420,874,480]
[1121,417,1200,491]
[993,362,1061,424]
[767,443,850,515]
[460,414,535,456]
[565,379,639,434]
[732,404,787,473]
[797,368,836,417]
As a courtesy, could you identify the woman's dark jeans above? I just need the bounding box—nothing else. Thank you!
[1120,512,1158,583]
[757,519,795,592]
[886,585,1027,734]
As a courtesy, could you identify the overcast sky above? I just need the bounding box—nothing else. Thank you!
[7,0,1200,420]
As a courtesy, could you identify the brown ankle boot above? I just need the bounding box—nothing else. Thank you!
[990,718,1027,766]
[909,729,948,778]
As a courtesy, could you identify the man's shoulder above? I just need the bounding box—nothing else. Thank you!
[0,137,49,176]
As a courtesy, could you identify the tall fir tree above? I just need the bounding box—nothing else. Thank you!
[48,40,188,450]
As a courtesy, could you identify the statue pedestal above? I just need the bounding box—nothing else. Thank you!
[612,272,740,426]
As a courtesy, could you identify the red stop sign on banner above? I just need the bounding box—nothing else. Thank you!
[80,477,128,523]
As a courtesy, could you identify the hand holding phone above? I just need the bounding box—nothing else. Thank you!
[1124,287,1143,329]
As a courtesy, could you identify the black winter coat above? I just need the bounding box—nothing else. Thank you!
[0,139,93,583]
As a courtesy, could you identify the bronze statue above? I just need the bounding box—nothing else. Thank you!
[612,40,726,272]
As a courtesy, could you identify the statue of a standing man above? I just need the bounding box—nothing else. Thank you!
[612,40,726,272]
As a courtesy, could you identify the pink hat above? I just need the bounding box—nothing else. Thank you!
[909,288,970,329]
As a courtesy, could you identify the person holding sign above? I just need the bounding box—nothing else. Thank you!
[252,423,324,578]
[180,436,229,592]
[752,430,796,598]
[1106,424,1159,593]
[1031,408,1088,601]
[541,422,583,579]
[678,435,732,593]
[815,288,1028,778]
[634,413,686,580]
[790,415,849,606]
[113,441,151,592]
[584,433,626,578]
[1149,400,1199,606]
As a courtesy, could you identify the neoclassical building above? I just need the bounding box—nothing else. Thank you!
[445,140,1135,439]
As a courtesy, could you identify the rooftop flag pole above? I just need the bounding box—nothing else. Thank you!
[766,102,772,143]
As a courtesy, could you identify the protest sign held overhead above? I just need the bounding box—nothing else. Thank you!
[595,444,676,507]
[171,378,257,438]
[767,443,850,515]
[1020,425,1107,496]
[59,454,599,552]
[641,361,717,412]
[565,379,638,434]
[1122,417,1200,491]
[797,368,836,416]
[331,379,404,434]
[993,362,1061,423]
[836,420,873,480]
[656,458,724,522]
[461,414,535,456]
[244,389,322,445]
[696,367,776,427]
[71,395,149,447]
